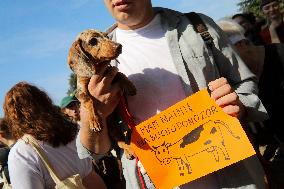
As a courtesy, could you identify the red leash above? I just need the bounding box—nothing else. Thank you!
[118,96,136,129]
[118,97,147,189]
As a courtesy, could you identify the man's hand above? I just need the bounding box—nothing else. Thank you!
[208,77,245,118]
[88,65,123,120]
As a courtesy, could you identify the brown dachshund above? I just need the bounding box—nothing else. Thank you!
[67,29,136,132]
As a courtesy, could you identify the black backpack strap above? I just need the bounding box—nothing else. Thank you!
[185,12,214,48]
[184,12,221,84]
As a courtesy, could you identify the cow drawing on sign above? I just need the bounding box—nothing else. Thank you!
[151,119,240,176]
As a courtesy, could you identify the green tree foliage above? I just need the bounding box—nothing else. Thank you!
[238,0,284,18]
[67,73,77,95]
[238,0,262,17]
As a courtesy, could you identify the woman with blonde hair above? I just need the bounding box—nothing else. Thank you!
[3,82,106,189]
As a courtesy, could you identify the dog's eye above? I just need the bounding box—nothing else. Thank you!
[88,38,98,46]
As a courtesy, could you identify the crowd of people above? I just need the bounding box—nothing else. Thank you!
[1,0,284,188]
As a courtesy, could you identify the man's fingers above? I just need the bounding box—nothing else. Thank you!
[222,105,240,117]
[96,83,122,105]
[215,92,238,107]
[88,75,101,96]
[210,83,233,101]
[208,77,228,91]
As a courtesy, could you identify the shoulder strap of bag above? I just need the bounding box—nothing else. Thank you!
[22,135,62,185]
[185,12,221,77]
[184,12,214,48]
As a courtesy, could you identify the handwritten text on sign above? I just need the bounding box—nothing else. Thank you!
[131,89,255,189]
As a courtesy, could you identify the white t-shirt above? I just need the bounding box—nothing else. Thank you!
[116,14,187,125]
[8,138,92,189]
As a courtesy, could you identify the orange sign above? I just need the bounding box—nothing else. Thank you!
[131,89,255,189]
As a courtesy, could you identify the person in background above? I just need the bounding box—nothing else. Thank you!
[60,92,80,124]
[76,0,268,188]
[3,82,106,189]
[232,12,264,45]
[0,118,15,188]
[260,0,284,44]
[218,18,284,189]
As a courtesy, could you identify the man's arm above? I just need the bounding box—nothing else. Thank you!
[77,65,122,159]
[79,107,111,156]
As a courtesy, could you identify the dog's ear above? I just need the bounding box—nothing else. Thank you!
[68,39,92,73]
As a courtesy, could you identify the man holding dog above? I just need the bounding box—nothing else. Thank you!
[76,0,268,188]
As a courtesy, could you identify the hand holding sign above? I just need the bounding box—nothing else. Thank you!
[209,77,245,118]
[130,89,255,189]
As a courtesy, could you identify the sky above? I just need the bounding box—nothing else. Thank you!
[0,0,240,117]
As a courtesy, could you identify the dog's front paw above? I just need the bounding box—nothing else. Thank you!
[89,114,102,132]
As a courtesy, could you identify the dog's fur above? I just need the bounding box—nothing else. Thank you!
[68,29,136,133]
